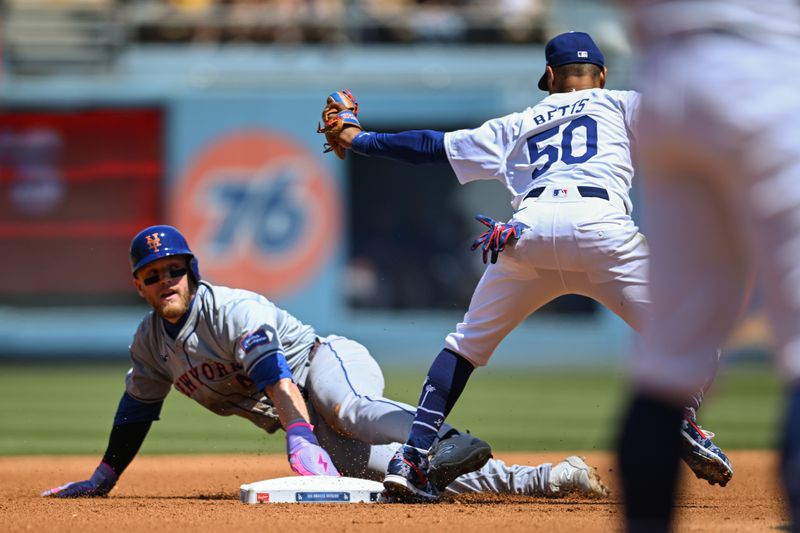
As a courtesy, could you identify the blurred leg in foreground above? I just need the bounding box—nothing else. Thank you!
[620,2,800,530]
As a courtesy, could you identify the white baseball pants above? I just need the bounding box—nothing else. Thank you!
[633,31,800,400]
[445,184,651,366]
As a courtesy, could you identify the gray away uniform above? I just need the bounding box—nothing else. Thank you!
[127,281,553,495]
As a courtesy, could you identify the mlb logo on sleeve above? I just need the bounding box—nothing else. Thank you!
[241,328,272,353]
[553,188,568,198]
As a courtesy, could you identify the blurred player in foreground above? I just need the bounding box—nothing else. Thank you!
[42,224,608,500]
[617,1,800,531]
[319,31,731,502]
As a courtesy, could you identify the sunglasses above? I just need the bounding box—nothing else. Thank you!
[142,267,188,286]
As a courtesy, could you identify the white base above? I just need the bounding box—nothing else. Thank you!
[239,476,385,504]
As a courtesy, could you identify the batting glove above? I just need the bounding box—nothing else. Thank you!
[41,462,118,498]
[286,421,340,477]
[470,214,526,264]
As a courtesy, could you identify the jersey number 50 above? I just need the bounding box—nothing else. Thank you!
[526,116,598,180]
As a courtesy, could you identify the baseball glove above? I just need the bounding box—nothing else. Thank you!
[317,89,362,160]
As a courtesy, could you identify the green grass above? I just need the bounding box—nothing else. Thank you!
[416,363,785,451]
[0,361,783,455]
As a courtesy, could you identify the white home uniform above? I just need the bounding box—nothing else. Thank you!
[126,281,561,495]
[442,89,651,365]
[629,0,800,398]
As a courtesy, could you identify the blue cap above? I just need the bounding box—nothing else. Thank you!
[538,32,605,91]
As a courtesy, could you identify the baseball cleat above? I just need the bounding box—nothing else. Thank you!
[383,445,439,502]
[548,456,610,498]
[679,417,734,487]
[427,431,493,491]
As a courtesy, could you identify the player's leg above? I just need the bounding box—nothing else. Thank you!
[620,180,748,530]
[624,25,800,528]
[307,335,485,445]
[737,102,800,531]
[307,345,607,497]
[405,266,565,448]
[306,335,420,445]
[588,243,733,486]
[567,194,728,421]
[307,335,492,445]
[306,335,493,490]
[385,259,565,500]
[618,145,752,532]
[312,413,608,499]
[444,455,608,498]
[782,388,800,528]
[306,403,378,479]
[314,430,608,498]
[566,191,731,526]
[305,336,606,496]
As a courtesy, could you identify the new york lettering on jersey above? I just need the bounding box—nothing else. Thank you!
[126,282,314,431]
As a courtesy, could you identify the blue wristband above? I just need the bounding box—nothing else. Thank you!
[250,352,293,391]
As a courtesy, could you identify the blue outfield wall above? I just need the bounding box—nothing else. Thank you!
[0,45,641,366]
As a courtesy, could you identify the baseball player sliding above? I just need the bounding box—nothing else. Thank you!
[318,31,733,502]
[42,225,609,500]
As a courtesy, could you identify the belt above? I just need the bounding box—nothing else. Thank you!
[308,338,322,362]
[524,186,609,201]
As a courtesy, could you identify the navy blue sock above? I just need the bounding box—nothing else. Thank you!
[781,385,800,529]
[618,393,684,533]
[407,349,475,451]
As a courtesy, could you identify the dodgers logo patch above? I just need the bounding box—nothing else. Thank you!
[241,328,272,354]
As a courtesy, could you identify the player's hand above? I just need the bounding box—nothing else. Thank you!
[286,421,340,476]
[317,89,362,160]
[470,215,527,264]
[41,462,118,498]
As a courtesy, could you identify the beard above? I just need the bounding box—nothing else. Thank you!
[150,284,193,322]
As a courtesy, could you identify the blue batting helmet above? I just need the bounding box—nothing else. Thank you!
[129,225,200,281]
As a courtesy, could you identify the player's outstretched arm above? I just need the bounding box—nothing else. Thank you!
[245,328,338,476]
[266,378,340,477]
[351,130,448,164]
[42,392,160,498]
[318,89,448,164]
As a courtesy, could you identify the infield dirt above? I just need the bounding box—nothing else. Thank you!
[0,450,786,532]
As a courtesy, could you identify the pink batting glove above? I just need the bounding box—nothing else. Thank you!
[286,421,340,477]
[41,462,118,498]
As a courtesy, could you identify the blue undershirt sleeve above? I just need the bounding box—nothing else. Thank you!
[351,130,447,165]
[113,392,164,425]
[249,351,293,391]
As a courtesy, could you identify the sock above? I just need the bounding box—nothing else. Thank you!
[618,393,684,533]
[407,349,475,451]
[781,385,800,528]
